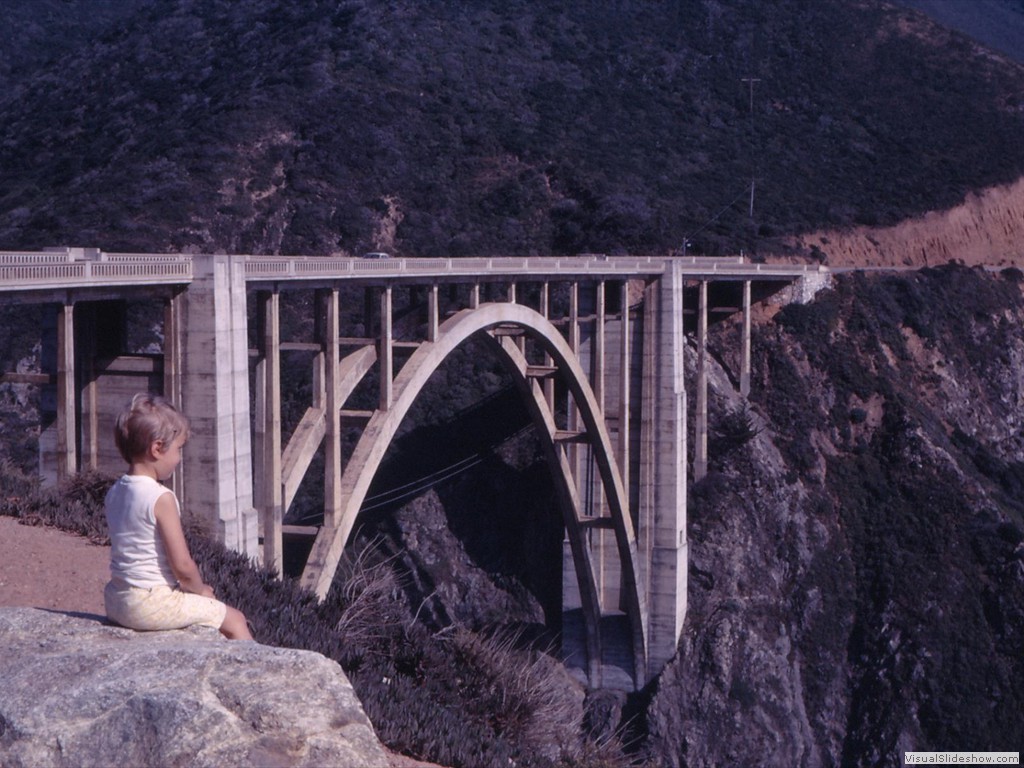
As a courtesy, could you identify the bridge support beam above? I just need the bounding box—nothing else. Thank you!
[39,298,80,485]
[257,288,283,574]
[164,290,185,500]
[179,254,259,559]
[639,263,688,677]
[379,286,393,410]
[55,300,77,481]
[741,280,752,397]
[617,281,631,508]
[317,288,342,529]
[694,280,708,482]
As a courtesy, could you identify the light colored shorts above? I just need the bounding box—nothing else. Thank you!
[104,580,227,632]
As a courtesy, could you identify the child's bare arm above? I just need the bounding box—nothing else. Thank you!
[154,493,215,597]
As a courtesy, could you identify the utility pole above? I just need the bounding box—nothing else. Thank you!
[741,77,761,218]
[740,77,760,120]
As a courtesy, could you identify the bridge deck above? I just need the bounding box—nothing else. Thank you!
[0,249,826,295]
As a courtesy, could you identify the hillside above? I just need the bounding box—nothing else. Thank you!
[0,0,146,94]
[2,2,1024,766]
[1,0,1024,259]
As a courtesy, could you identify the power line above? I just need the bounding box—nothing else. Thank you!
[682,182,755,253]
[288,424,536,525]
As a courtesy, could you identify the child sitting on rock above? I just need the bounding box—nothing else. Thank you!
[103,392,252,640]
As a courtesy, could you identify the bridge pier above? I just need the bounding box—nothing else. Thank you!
[694,280,709,482]
[179,254,259,558]
[741,279,752,397]
[639,262,688,677]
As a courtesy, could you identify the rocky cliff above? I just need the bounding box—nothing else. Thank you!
[0,607,388,768]
[642,265,1024,767]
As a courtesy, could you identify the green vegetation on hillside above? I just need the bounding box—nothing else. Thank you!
[1,0,1023,257]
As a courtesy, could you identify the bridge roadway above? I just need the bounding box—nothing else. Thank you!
[0,248,829,690]
[0,247,819,291]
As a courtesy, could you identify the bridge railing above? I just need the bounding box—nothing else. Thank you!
[240,254,695,281]
[241,254,825,282]
[0,249,826,293]
[0,251,79,265]
[0,257,193,290]
[103,253,192,263]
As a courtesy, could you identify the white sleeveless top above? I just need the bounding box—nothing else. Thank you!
[105,474,179,589]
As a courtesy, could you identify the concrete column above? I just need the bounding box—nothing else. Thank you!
[694,281,708,482]
[617,281,631,513]
[569,281,580,354]
[164,290,185,500]
[259,289,282,575]
[80,305,99,472]
[567,281,582,514]
[379,285,393,410]
[470,283,480,309]
[180,255,258,561]
[427,284,439,343]
[591,281,614,605]
[594,280,606,411]
[540,281,554,410]
[740,280,752,397]
[56,300,77,480]
[318,288,342,529]
[639,262,688,677]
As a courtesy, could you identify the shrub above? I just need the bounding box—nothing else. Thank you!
[709,405,762,461]
[0,467,114,544]
[0,458,39,517]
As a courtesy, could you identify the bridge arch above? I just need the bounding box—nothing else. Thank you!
[299,301,648,685]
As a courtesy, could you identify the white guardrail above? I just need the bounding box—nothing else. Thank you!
[0,249,825,292]
[239,254,823,280]
[0,251,192,290]
[240,254,675,280]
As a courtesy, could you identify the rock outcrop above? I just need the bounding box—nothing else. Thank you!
[644,266,1024,767]
[0,607,389,768]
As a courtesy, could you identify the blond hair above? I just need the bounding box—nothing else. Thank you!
[113,392,190,463]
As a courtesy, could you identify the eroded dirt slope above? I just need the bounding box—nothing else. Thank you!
[785,176,1024,268]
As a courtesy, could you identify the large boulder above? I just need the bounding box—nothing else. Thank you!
[0,607,389,768]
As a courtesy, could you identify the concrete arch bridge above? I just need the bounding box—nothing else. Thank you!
[0,248,829,689]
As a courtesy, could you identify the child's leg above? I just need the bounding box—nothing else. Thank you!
[219,606,254,640]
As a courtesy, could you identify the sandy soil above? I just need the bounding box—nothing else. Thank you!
[0,516,109,617]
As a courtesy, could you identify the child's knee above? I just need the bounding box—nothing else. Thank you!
[220,606,252,640]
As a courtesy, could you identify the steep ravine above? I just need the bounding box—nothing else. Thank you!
[643,265,1024,767]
